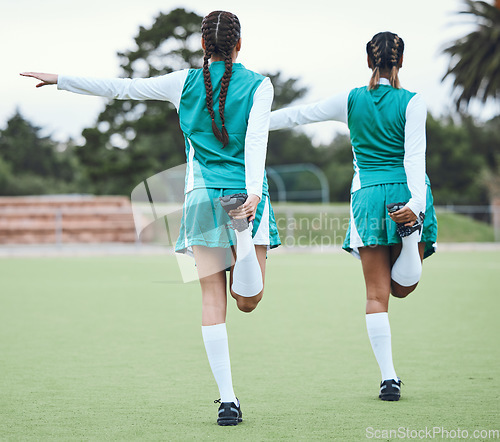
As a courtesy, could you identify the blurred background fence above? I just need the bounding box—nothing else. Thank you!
[1,162,498,247]
[1,195,498,246]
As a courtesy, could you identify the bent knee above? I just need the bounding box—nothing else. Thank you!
[235,291,263,313]
[391,281,417,298]
[237,301,257,313]
[391,290,410,299]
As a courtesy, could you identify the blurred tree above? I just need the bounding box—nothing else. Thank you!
[442,0,500,110]
[0,112,81,195]
[464,114,500,199]
[426,114,489,205]
[77,8,202,195]
[267,73,307,111]
[77,8,318,196]
[315,134,353,202]
[442,0,500,202]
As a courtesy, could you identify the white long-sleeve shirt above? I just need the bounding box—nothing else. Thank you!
[270,79,427,216]
[58,70,273,199]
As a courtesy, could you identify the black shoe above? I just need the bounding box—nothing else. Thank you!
[219,193,249,232]
[379,378,402,401]
[387,202,425,238]
[214,398,242,426]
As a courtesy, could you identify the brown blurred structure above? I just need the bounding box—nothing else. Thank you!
[0,196,137,244]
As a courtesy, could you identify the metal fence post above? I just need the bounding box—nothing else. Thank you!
[55,209,63,246]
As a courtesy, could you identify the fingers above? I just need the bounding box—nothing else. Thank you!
[228,201,257,220]
[389,208,416,224]
[20,72,58,86]
[20,72,40,79]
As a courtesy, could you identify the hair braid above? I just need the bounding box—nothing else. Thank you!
[202,42,223,141]
[217,19,239,146]
[366,32,404,90]
[200,11,241,147]
[389,35,403,89]
[368,41,382,90]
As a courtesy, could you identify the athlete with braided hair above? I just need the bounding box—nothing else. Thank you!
[270,31,437,401]
[22,10,280,425]
[201,11,240,147]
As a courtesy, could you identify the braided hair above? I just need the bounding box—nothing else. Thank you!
[201,11,241,147]
[366,32,404,90]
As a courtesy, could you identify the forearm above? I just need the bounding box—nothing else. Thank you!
[57,70,189,106]
[405,155,426,216]
[404,94,427,216]
[58,75,136,99]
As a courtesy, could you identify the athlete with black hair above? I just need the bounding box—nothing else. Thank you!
[22,10,280,425]
[270,31,438,401]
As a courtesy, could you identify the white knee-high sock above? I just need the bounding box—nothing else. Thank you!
[391,230,422,286]
[202,323,237,404]
[366,312,398,381]
[231,227,263,298]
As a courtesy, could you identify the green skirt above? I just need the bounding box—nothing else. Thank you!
[175,188,281,254]
[343,183,438,259]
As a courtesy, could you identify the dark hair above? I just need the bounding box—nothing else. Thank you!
[366,32,404,90]
[201,11,241,147]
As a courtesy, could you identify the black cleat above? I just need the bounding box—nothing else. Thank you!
[379,378,402,401]
[219,193,249,232]
[214,398,242,426]
[387,202,425,238]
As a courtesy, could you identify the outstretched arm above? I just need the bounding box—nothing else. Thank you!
[20,72,58,88]
[269,90,350,130]
[20,70,190,108]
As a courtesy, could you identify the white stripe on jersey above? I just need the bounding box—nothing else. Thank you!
[186,138,196,193]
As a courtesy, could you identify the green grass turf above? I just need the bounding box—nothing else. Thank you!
[1,252,499,440]
[433,211,495,243]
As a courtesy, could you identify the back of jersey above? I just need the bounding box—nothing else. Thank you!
[179,62,265,194]
[347,85,416,189]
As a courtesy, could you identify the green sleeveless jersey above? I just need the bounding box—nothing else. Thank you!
[178,62,268,194]
[348,85,427,191]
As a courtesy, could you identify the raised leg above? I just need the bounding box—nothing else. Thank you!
[230,245,267,313]
[390,242,425,298]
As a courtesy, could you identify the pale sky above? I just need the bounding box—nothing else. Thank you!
[2,0,497,145]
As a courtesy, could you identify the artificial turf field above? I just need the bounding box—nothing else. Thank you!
[1,250,499,441]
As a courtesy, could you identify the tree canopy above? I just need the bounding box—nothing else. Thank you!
[1,7,498,208]
[442,0,500,110]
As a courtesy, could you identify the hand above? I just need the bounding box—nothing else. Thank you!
[389,205,417,226]
[228,194,261,222]
[20,72,58,88]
